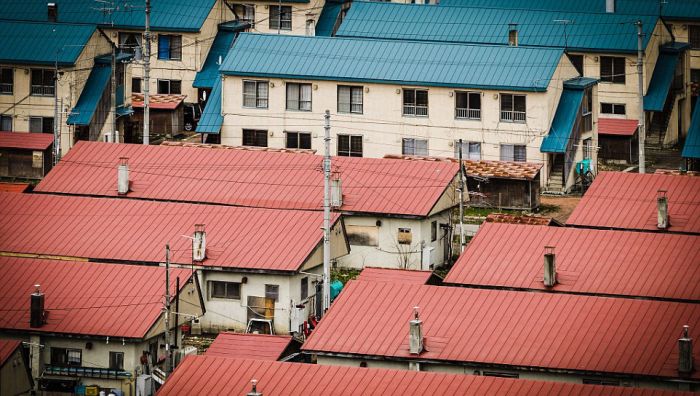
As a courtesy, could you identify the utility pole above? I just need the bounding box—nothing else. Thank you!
[143,0,151,145]
[111,43,117,143]
[637,20,646,173]
[322,110,331,314]
[163,244,171,375]
[53,56,61,165]
[458,139,465,253]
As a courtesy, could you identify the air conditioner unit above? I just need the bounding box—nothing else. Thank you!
[190,319,202,335]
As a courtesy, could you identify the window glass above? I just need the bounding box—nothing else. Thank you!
[338,134,363,157]
[243,129,268,147]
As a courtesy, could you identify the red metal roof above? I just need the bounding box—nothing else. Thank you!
[0,183,29,193]
[0,339,21,366]
[485,213,558,226]
[36,141,458,216]
[205,333,292,360]
[0,131,53,150]
[131,94,186,110]
[0,192,336,271]
[567,172,700,234]
[598,118,639,136]
[157,357,690,396]
[356,267,433,285]
[0,256,191,338]
[303,282,700,380]
[444,222,700,301]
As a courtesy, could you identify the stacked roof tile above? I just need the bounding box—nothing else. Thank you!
[384,154,542,180]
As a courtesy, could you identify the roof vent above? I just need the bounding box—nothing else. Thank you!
[657,190,669,229]
[30,284,46,328]
[247,379,262,396]
[48,3,58,22]
[543,246,557,287]
[117,157,129,195]
[409,306,424,355]
[508,24,518,46]
[605,0,615,13]
[192,224,206,262]
[679,325,693,374]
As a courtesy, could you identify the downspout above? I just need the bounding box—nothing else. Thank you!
[659,17,675,43]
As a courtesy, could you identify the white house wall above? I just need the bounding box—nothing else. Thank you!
[226,1,326,36]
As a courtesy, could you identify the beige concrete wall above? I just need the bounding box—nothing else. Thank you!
[227,1,326,36]
[1,345,33,395]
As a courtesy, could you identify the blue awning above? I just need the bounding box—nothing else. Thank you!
[541,88,584,153]
[316,3,343,36]
[196,78,222,134]
[682,102,700,159]
[116,106,133,117]
[193,29,235,89]
[644,52,679,112]
[66,64,111,126]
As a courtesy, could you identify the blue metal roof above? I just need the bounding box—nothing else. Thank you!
[0,0,217,32]
[220,34,564,92]
[196,78,223,134]
[336,2,657,53]
[644,52,679,112]
[541,88,583,153]
[193,29,236,89]
[682,103,700,159]
[67,65,112,126]
[0,21,95,66]
[437,0,700,21]
[316,3,344,36]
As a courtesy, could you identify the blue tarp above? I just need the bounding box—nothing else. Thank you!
[196,78,222,134]
[644,52,679,112]
[66,65,111,126]
[541,89,584,153]
[193,29,236,89]
[682,103,700,159]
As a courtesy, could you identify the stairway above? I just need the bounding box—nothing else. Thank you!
[647,94,675,148]
[545,156,565,193]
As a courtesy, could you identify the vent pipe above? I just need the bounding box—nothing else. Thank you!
[47,3,58,22]
[247,379,262,396]
[605,0,615,13]
[679,325,693,374]
[657,190,669,229]
[543,246,557,287]
[30,284,46,328]
[508,23,518,46]
[192,224,206,262]
[117,157,129,195]
[409,306,424,355]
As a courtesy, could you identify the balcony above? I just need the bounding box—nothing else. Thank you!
[403,105,428,117]
[0,83,12,94]
[456,108,481,120]
[31,85,55,97]
[500,110,526,123]
[44,365,132,379]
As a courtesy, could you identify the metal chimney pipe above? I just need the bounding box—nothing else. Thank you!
[247,379,262,396]
[657,190,669,229]
[409,306,424,355]
[117,157,129,195]
[30,284,45,328]
[192,224,206,262]
[679,325,693,374]
[544,246,557,287]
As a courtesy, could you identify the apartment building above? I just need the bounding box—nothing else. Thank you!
[225,0,328,37]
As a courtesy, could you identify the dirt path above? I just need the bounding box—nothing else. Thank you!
[540,195,582,224]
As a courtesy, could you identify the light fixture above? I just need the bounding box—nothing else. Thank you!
[269,131,274,137]
[364,87,370,93]
[269,82,275,88]
[449,91,454,97]
[493,93,499,100]
[313,84,318,90]
[395,89,401,94]
[448,140,454,147]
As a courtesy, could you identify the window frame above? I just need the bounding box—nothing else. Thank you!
[132,77,142,94]
[0,68,13,95]
[499,93,526,123]
[430,221,437,242]
[29,116,54,134]
[398,227,412,245]
[337,85,363,114]
[157,34,182,61]
[600,56,626,84]
[455,91,481,120]
[242,129,268,147]
[337,134,363,157]
[301,277,308,300]
[402,88,429,117]
[242,80,269,109]
[265,284,280,302]
[30,69,55,97]
[600,102,626,115]
[209,280,241,300]
[689,25,700,50]
[285,131,312,149]
[454,141,481,161]
[402,138,428,156]
[269,6,292,31]
[157,79,181,95]
[50,347,82,367]
[500,143,527,162]
[109,351,124,370]
[0,114,12,131]
[286,83,312,111]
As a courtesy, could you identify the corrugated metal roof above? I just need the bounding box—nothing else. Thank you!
[644,52,679,112]
[315,3,344,36]
[336,2,657,53]
[196,78,223,133]
[0,256,191,338]
[36,141,458,216]
[303,281,700,380]
[157,357,692,396]
[444,222,700,301]
[131,94,186,110]
[383,154,542,180]
[541,88,583,153]
[220,33,564,92]
[0,339,21,366]
[205,333,292,360]
[0,21,95,66]
[682,99,700,159]
[193,29,236,89]
[567,171,700,234]
[0,183,30,193]
[599,118,638,136]
[0,132,54,150]
[356,267,433,285]
[0,192,336,272]
[0,0,217,32]
[485,213,557,226]
[67,65,111,126]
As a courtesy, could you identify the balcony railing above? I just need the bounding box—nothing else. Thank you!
[44,365,131,379]
[350,103,363,113]
[31,85,54,97]
[403,105,428,117]
[500,110,526,123]
[0,83,12,94]
[456,107,481,119]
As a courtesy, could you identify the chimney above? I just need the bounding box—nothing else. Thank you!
[508,24,518,46]
[409,306,424,355]
[247,379,262,396]
[47,3,58,22]
[543,246,557,287]
[679,325,693,374]
[192,224,207,262]
[30,284,46,328]
[657,190,669,229]
[605,0,615,13]
[117,157,129,195]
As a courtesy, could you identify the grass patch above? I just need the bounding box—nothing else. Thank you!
[331,267,361,284]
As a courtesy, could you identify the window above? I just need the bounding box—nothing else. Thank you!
[601,103,626,115]
[568,54,584,76]
[455,91,481,119]
[500,94,526,122]
[31,69,55,96]
[240,5,255,28]
[431,221,437,242]
[157,35,182,60]
[403,89,428,116]
[690,25,700,50]
[119,32,143,58]
[337,134,362,157]
[402,138,428,156]
[242,129,268,147]
[286,131,311,149]
[209,281,241,299]
[500,144,527,162]
[157,79,181,95]
[398,228,412,244]
[29,117,53,134]
[243,80,269,108]
[50,348,82,367]
[338,85,363,114]
[691,69,700,83]
[286,83,312,111]
[301,277,308,300]
[0,68,12,94]
[455,141,481,160]
[582,87,593,131]
[269,6,292,30]
[132,78,142,94]
[109,352,124,370]
[583,138,593,159]
[0,115,11,131]
[265,284,279,302]
[600,56,625,84]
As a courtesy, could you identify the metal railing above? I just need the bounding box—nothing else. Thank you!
[31,85,54,96]
[0,83,11,94]
[456,108,481,119]
[500,110,526,123]
[403,105,428,117]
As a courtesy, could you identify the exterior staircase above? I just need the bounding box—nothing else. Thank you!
[545,155,565,194]
[647,94,675,148]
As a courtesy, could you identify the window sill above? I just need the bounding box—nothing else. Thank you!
[285,109,312,112]
[242,106,269,110]
[402,114,429,118]
[337,111,364,115]
[499,120,527,124]
[455,117,481,121]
